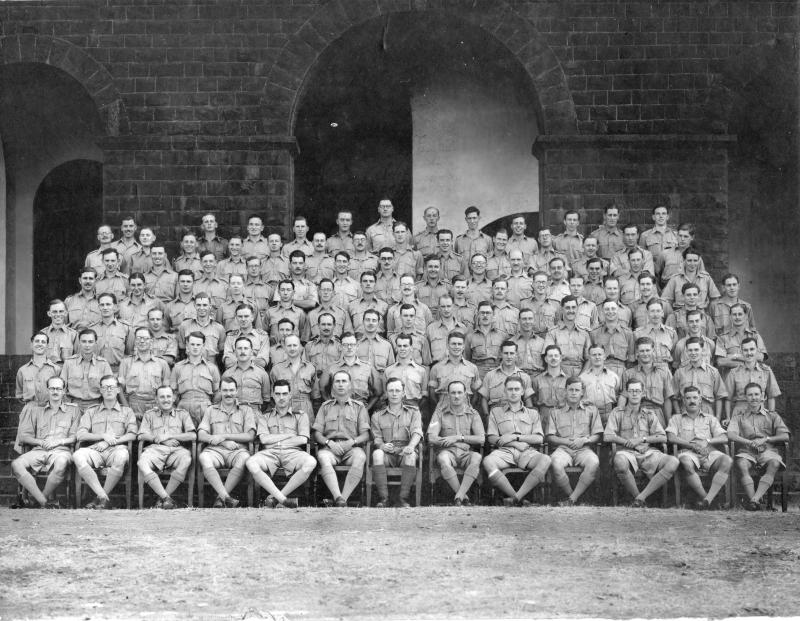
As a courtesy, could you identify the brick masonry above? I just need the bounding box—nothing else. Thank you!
[0,1,798,502]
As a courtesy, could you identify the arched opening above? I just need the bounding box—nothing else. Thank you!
[294,12,540,237]
[0,62,103,352]
[33,160,103,328]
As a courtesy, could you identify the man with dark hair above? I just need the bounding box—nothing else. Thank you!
[484,376,551,507]
[546,376,603,506]
[366,199,397,253]
[589,203,623,260]
[197,377,256,508]
[60,328,113,413]
[16,332,59,406]
[65,268,102,330]
[456,206,493,260]
[327,210,356,255]
[666,385,731,510]
[12,376,80,508]
[247,379,317,508]
[553,209,584,266]
[610,224,654,277]
[73,375,138,509]
[371,377,424,507]
[428,380,485,506]
[171,331,221,425]
[197,213,228,261]
[118,326,171,419]
[604,378,678,507]
[95,248,129,300]
[41,299,78,364]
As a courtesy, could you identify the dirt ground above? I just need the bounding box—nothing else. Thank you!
[0,506,799,620]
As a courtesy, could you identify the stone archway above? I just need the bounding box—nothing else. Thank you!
[263,0,577,138]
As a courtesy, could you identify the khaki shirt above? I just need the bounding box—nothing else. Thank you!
[604,404,664,446]
[144,267,178,302]
[511,333,546,373]
[479,366,535,407]
[313,398,370,439]
[118,354,171,398]
[547,402,603,439]
[371,404,423,447]
[428,405,485,450]
[621,364,674,407]
[171,358,220,399]
[64,292,102,330]
[198,402,257,450]
[18,401,81,449]
[348,297,388,338]
[488,402,543,437]
[223,363,271,405]
[384,360,429,402]
[727,408,788,447]
[78,402,138,448]
[258,409,311,447]
[139,407,196,438]
[304,337,343,375]
[429,358,480,395]
[60,355,113,400]
[41,324,78,363]
[725,362,781,403]
[16,359,60,404]
[665,411,725,445]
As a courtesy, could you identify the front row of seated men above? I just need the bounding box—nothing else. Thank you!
[12,372,789,511]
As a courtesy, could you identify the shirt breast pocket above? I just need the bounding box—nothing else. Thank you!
[556,420,574,438]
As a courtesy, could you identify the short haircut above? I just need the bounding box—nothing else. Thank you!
[187,331,206,343]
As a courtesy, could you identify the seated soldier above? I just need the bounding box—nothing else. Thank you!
[666,385,732,510]
[604,379,679,507]
[197,377,257,508]
[137,385,197,509]
[427,380,485,506]
[11,376,80,508]
[371,377,424,507]
[484,375,551,507]
[726,383,790,511]
[73,375,138,509]
[313,370,371,507]
[546,376,603,506]
[247,380,317,508]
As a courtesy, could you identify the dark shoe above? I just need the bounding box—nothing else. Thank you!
[160,496,176,510]
[94,497,113,510]
[745,499,761,512]
[212,496,225,508]
[558,498,576,507]
[502,497,518,507]
[153,498,164,509]
[694,499,710,511]
[397,499,411,508]
[520,499,533,507]
[453,498,463,507]
[44,500,61,509]
[84,498,98,510]
[461,497,474,507]
[280,497,298,509]
[375,498,389,508]
[630,498,647,508]
[223,496,240,508]
[262,495,278,509]
[334,496,347,508]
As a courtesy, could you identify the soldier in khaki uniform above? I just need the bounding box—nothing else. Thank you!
[137,385,196,510]
[197,378,256,508]
[73,375,138,509]
[313,370,371,507]
[428,380,485,506]
[247,380,317,508]
[371,377,424,507]
[484,375,551,506]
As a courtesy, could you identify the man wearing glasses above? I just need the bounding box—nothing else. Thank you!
[12,377,80,508]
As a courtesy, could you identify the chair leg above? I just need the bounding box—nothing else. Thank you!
[75,474,82,509]
[139,478,144,510]
[197,467,204,508]
[187,463,195,508]
[125,464,132,509]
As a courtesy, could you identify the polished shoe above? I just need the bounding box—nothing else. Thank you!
[630,498,647,508]
[160,496,176,510]
[461,497,473,507]
[44,500,61,509]
[212,496,225,508]
[280,497,298,509]
[453,498,463,507]
[334,496,347,508]
[94,497,113,510]
[520,499,533,507]
[153,498,164,509]
[262,496,278,509]
[397,499,411,508]
[745,499,761,512]
[223,496,240,508]
[84,498,98,510]
[694,499,711,511]
[502,497,518,507]
[375,499,389,508]
[558,498,576,507]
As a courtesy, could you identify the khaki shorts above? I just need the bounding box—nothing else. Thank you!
[489,446,547,470]
[735,448,785,469]
[139,445,191,472]
[249,448,316,474]
[200,446,250,469]
[14,448,72,474]
[74,445,129,469]
[436,447,481,470]
[678,449,726,472]
[317,446,365,467]
[550,446,599,470]
[615,448,665,478]
[380,450,419,468]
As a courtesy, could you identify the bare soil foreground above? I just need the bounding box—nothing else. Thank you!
[1,506,799,620]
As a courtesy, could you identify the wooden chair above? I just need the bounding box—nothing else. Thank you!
[729,440,790,512]
[74,440,133,509]
[428,444,484,505]
[315,440,371,507]
[484,441,550,505]
[196,441,254,507]
[609,442,670,507]
[16,444,74,508]
[365,441,423,507]
[252,441,313,507]
[138,439,196,509]
[672,443,731,509]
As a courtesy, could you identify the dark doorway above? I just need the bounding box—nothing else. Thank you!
[294,17,417,235]
[33,160,103,327]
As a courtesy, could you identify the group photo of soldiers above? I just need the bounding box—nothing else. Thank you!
[12,199,790,512]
